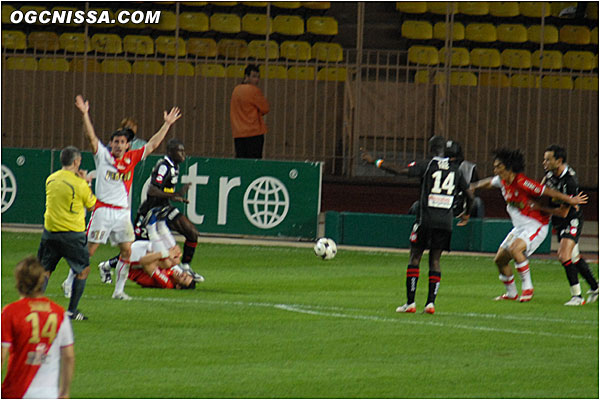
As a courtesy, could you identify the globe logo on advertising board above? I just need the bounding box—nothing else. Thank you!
[243,177,290,229]
[1,165,17,213]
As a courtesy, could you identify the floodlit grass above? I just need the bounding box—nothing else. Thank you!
[1,232,598,398]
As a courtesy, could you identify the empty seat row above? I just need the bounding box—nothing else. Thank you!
[402,20,599,45]
[409,45,598,70]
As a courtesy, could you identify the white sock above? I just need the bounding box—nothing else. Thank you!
[64,269,76,287]
[516,260,533,291]
[570,283,582,297]
[113,258,130,295]
[157,221,176,248]
[500,274,518,297]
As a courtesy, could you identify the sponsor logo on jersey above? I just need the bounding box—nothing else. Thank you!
[105,170,132,183]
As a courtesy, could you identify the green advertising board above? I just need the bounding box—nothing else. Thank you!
[1,148,322,239]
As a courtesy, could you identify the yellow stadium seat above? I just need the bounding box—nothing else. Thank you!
[226,64,246,78]
[187,38,217,57]
[560,25,591,45]
[427,2,457,14]
[574,76,598,90]
[396,2,428,13]
[210,13,241,33]
[465,23,497,42]
[50,6,79,26]
[317,67,347,81]
[470,48,501,68]
[248,40,279,59]
[519,2,550,17]
[91,34,122,54]
[532,50,563,69]
[307,16,338,36]
[38,58,69,71]
[209,1,237,5]
[479,72,510,87]
[435,71,478,86]
[439,47,470,66]
[414,70,431,84]
[273,15,304,35]
[408,45,439,65]
[496,24,527,43]
[101,60,132,74]
[196,63,226,78]
[303,2,331,10]
[124,35,154,55]
[273,2,301,9]
[181,12,209,32]
[433,22,465,41]
[217,39,248,58]
[244,2,268,7]
[587,2,599,19]
[59,33,89,53]
[2,31,27,50]
[242,14,273,35]
[501,49,532,69]
[591,27,598,44]
[489,2,519,17]
[458,2,489,15]
[89,8,115,27]
[2,4,16,24]
[288,66,315,80]
[401,20,433,40]
[312,42,343,62]
[541,76,573,90]
[116,9,147,29]
[563,51,595,70]
[156,11,177,31]
[69,58,101,72]
[164,61,195,76]
[6,57,38,71]
[550,2,577,17]
[259,65,287,79]
[155,36,186,56]
[132,61,163,75]
[280,40,312,61]
[527,25,559,44]
[182,1,208,5]
[510,74,540,88]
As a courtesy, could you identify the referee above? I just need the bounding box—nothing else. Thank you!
[38,146,96,320]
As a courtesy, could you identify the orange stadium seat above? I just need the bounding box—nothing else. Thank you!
[226,64,246,78]
[123,35,154,55]
[317,67,347,81]
[479,72,510,87]
[155,36,186,56]
[210,13,241,34]
[408,45,439,65]
[541,76,573,90]
[280,40,312,60]
[38,58,69,71]
[396,2,428,13]
[427,2,457,15]
[91,34,122,54]
[273,15,305,36]
[259,65,287,79]
[217,39,248,58]
[510,74,540,88]
[501,49,532,69]
[532,50,563,69]
[489,2,520,17]
[433,22,465,41]
[563,51,596,70]
[560,25,591,45]
[242,14,273,35]
[248,40,279,59]
[470,48,501,68]
[69,58,101,72]
[307,16,338,36]
[312,42,343,62]
[116,9,147,29]
[6,57,38,70]
[196,63,226,78]
[465,23,497,42]
[519,2,551,17]
[187,38,217,58]
[156,11,177,31]
[2,30,27,50]
[439,47,470,66]
[59,33,90,53]
[132,60,163,75]
[458,2,489,15]
[401,20,433,40]
[496,24,527,43]
[288,66,316,80]
[101,60,132,74]
[527,25,559,44]
[180,12,209,32]
[164,61,195,76]
[302,2,331,10]
[574,76,598,90]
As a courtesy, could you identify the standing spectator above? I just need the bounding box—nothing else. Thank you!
[37,146,96,320]
[2,257,75,399]
[230,64,270,159]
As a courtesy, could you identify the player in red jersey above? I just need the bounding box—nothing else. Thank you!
[471,148,588,302]
[2,257,75,399]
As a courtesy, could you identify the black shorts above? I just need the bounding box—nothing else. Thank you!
[234,135,264,159]
[409,224,452,251]
[37,230,89,274]
[555,217,583,243]
[134,205,182,240]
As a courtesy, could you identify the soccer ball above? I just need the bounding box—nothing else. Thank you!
[313,238,337,260]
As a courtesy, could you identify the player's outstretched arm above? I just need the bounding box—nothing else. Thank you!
[145,107,182,155]
[75,95,99,154]
[361,152,408,176]
[543,187,588,206]
[470,177,494,191]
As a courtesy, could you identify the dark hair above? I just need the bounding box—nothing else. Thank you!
[492,148,525,173]
[60,146,81,166]
[545,144,567,163]
[244,64,259,77]
[429,136,446,156]
[15,256,46,297]
[166,138,184,153]
[180,280,196,290]
[110,128,134,142]
[445,140,464,161]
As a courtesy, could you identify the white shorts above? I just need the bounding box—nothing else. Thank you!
[500,223,549,257]
[87,206,135,245]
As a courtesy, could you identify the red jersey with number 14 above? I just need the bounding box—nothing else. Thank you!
[492,173,549,226]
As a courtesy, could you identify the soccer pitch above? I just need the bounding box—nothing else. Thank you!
[1,231,598,398]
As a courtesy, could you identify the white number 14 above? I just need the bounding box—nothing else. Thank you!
[431,171,455,194]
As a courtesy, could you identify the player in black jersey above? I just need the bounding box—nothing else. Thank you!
[362,136,473,314]
[538,145,598,305]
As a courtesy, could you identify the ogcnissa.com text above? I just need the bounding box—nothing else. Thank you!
[9,9,162,25]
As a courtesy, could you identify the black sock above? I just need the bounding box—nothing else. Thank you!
[108,254,120,269]
[68,278,87,314]
[562,260,580,287]
[183,240,197,264]
[406,265,419,304]
[575,258,599,291]
[427,271,441,305]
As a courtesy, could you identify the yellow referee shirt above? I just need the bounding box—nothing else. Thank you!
[44,169,97,232]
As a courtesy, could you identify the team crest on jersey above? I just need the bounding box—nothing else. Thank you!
[125,158,131,164]
[571,219,579,227]
[408,161,416,167]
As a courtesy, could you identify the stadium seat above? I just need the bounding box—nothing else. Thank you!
[489,2,519,17]
[496,24,527,43]
[89,8,115,27]
[6,57,38,71]
[259,65,287,79]
[465,23,497,42]
[280,40,312,60]
[396,2,427,13]
[242,14,273,35]
[132,61,163,75]
[302,2,331,10]
[217,39,248,58]
[182,1,208,5]
[587,2,599,19]
[470,48,501,68]
[550,1,576,17]
[433,22,465,41]
[439,47,470,66]
[225,64,246,78]
[273,2,301,9]
[273,15,305,36]
[69,58,101,72]
[50,6,79,26]
[181,12,209,32]
[519,2,550,17]
[458,2,489,15]
[116,9,147,29]
[209,1,237,5]
[210,13,241,34]
[501,49,532,69]
[28,32,60,52]
[123,35,154,55]
[101,60,132,74]
[59,33,89,53]
[479,72,510,87]
[591,27,598,45]
[38,58,69,72]
[527,25,558,44]
[510,74,540,88]
[248,40,279,59]
[195,63,226,78]
[560,25,591,45]
[312,42,343,62]
[574,76,598,90]
[408,45,439,65]
[187,38,217,57]
[287,66,315,80]
[155,36,186,56]
[532,50,563,69]
[2,31,27,50]
[156,11,177,31]
[91,34,123,54]
[427,2,457,15]
[307,16,338,36]
[541,76,573,90]
[317,67,347,81]
[435,71,478,86]
[244,2,268,7]
[563,51,595,70]
[401,20,433,40]
[2,4,16,24]
[164,61,195,76]
[414,70,431,84]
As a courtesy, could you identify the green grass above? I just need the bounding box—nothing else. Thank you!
[2,231,598,398]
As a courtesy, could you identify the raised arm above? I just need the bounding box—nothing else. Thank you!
[542,186,588,206]
[144,107,182,155]
[361,152,408,176]
[75,95,99,154]
[470,177,495,191]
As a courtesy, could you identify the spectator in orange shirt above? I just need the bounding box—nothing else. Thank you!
[230,65,270,159]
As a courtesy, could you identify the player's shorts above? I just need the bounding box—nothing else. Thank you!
[409,223,452,251]
[37,230,89,274]
[134,205,182,240]
[554,217,583,243]
[87,206,135,245]
[500,222,549,257]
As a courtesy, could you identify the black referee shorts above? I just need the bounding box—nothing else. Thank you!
[409,224,452,251]
[37,229,89,274]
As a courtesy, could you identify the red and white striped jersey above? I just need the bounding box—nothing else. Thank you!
[492,173,549,226]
